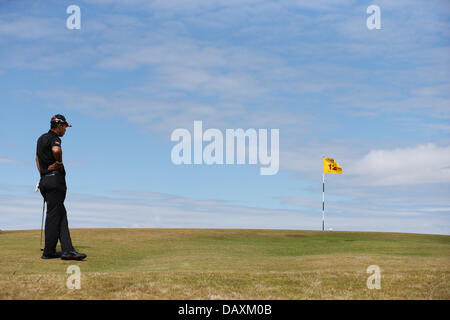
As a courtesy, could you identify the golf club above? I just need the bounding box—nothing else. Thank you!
[40,198,45,251]
[35,181,45,251]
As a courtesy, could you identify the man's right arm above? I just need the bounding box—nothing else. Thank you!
[47,146,64,171]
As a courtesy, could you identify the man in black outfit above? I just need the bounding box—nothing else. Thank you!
[36,114,86,260]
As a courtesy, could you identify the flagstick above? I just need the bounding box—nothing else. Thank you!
[322,171,325,231]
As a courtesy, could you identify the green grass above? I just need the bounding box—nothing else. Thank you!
[0,228,449,299]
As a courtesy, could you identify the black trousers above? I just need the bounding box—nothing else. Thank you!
[39,171,74,255]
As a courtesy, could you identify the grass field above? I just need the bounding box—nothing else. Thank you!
[0,228,449,299]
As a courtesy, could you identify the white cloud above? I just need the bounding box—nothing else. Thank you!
[0,16,63,40]
[0,192,318,231]
[415,84,450,97]
[36,87,309,139]
[1,188,448,234]
[350,143,450,186]
[0,155,26,165]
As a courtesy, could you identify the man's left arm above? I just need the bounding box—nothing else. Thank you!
[35,155,41,192]
[35,155,41,173]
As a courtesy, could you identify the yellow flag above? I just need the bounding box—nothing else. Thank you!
[323,157,342,174]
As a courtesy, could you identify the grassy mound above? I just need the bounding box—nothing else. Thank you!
[0,228,449,299]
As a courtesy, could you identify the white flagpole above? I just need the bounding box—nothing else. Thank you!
[322,167,325,231]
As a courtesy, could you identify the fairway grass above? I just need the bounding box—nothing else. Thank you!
[0,228,449,299]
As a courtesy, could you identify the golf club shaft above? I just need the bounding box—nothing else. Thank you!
[40,199,45,251]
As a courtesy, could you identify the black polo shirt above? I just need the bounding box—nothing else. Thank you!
[36,130,66,177]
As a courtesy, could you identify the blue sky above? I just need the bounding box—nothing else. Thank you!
[0,0,449,234]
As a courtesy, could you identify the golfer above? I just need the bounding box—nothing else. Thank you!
[36,114,86,260]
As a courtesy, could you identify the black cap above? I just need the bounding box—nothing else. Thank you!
[50,114,72,127]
